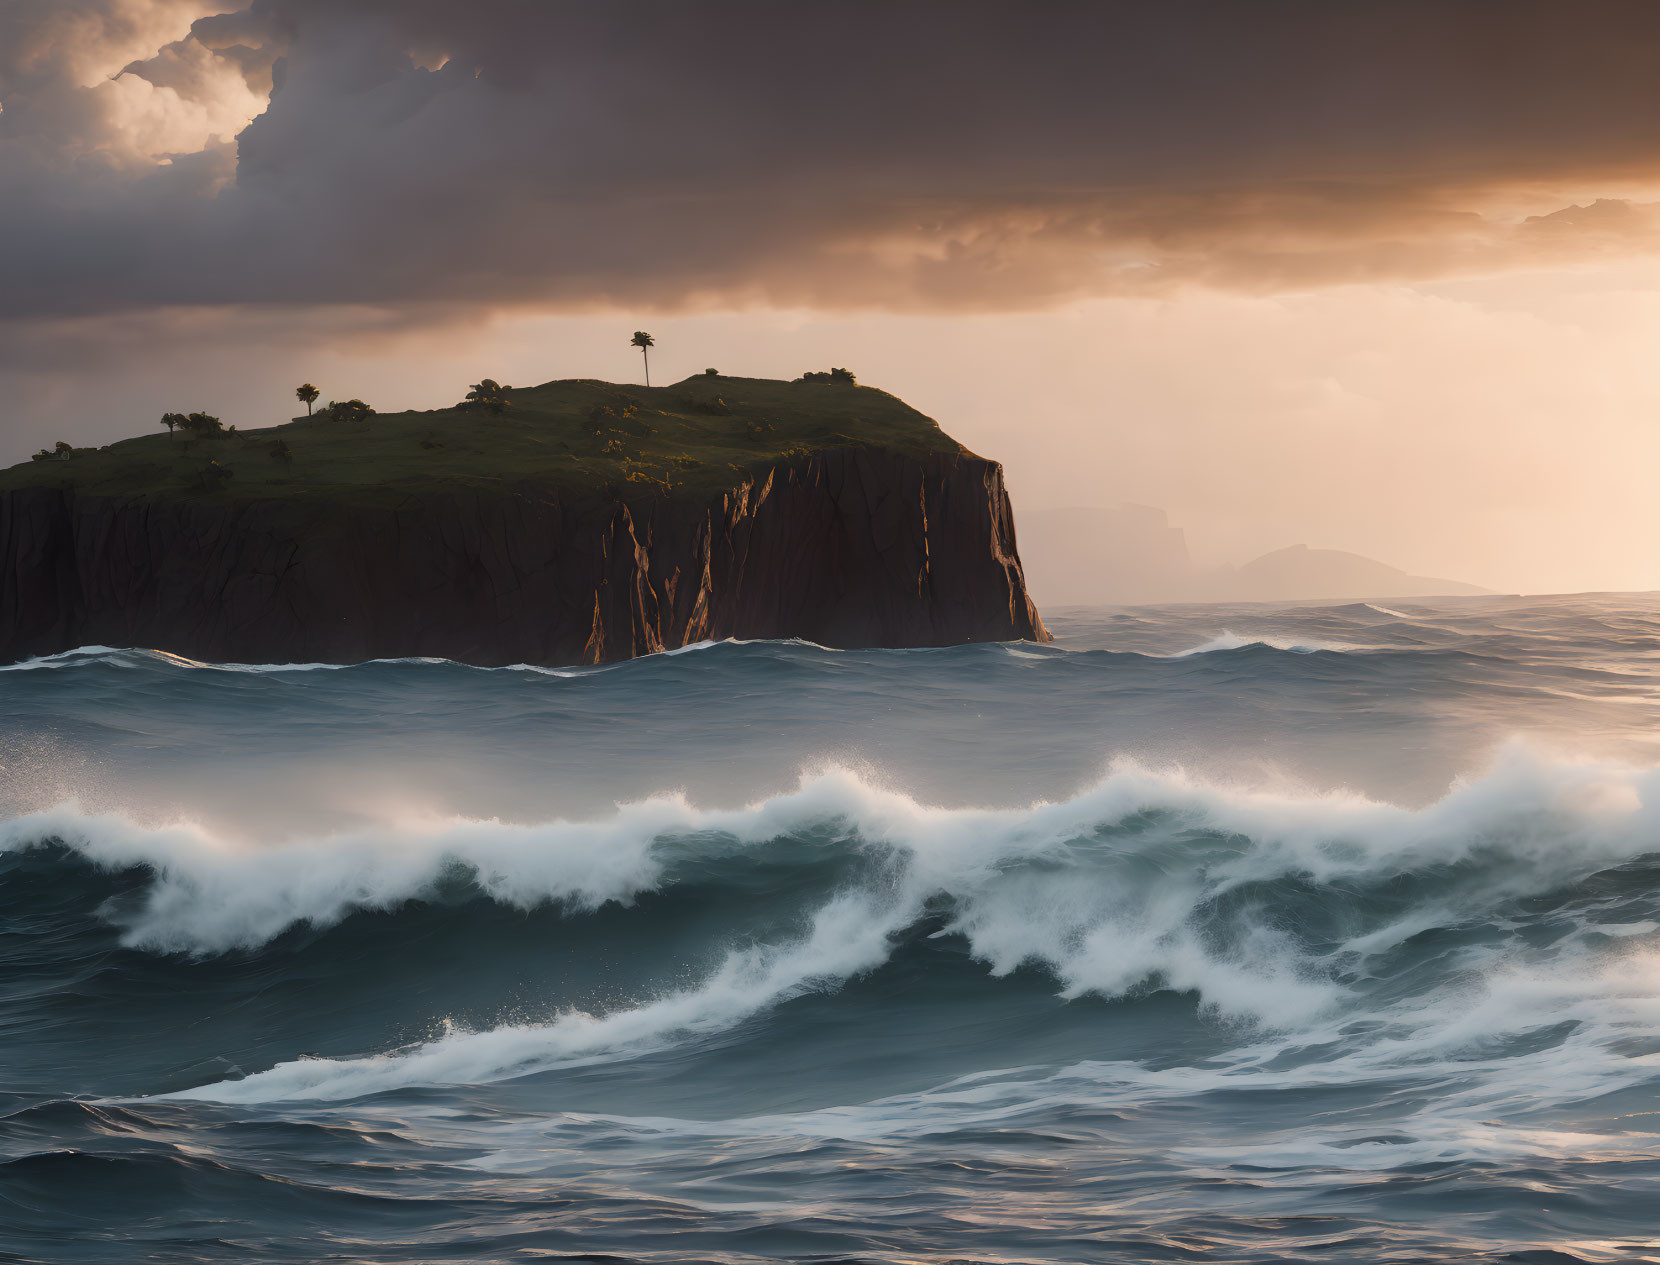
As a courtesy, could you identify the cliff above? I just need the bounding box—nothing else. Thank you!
[0,376,1047,665]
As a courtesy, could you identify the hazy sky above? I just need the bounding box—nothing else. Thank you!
[4,1,1659,593]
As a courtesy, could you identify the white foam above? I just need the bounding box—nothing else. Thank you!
[0,637,843,677]
[168,887,903,1103]
[401,1008,1660,1172]
[12,744,1658,961]
[0,801,672,952]
[1,645,141,671]
[1169,630,1366,656]
[46,744,1651,1103]
[0,646,456,675]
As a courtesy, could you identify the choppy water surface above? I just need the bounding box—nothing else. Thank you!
[3,593,1660,1263]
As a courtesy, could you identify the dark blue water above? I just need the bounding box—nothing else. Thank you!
[3,594,1660,1263]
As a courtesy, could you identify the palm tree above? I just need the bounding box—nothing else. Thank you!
[296,383,320,416]
[630,331,655,387]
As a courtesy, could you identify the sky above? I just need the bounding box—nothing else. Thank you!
[3,0,1658,594]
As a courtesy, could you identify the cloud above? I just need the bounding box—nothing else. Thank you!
[6,1,1660,319]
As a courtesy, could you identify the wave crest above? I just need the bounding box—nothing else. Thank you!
[6,746,1659,1101]
[7,746,1656,956]
[1169,630,1367,656]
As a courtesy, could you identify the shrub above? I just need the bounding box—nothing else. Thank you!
[198,460,233,490]
[459,379,512,413]
[798,367,856,386]
[324,399,374,424]
[267,438,292,462]
[179,412,223,436]
[588,401,652,442]
[704,368,719,376]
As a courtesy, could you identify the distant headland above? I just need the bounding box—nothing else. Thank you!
[0,372,1048,666]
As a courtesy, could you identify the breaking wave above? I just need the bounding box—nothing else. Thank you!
[8,598,1660,1261]
[7,746,1655,1103]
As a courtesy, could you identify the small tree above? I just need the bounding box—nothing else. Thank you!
[180,412,223,436]
[296,383,320,416]
[325,399,374,424]
[630,330,655,387]
[460,379,511,413]
[160,412,187,436]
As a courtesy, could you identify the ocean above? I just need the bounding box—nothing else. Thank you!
[2,594,1659,1263]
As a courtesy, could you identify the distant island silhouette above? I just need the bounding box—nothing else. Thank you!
[1019,507,1487,605]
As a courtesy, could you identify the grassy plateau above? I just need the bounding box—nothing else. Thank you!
[0,376,963,507]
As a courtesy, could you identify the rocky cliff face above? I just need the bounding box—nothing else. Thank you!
[0,447,1048,666]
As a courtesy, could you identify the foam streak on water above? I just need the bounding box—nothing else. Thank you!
[3,593,1660,1263]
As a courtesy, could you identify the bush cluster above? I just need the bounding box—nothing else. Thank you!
[198,459,233,491]
[797,367,856,386]
[160,411,224,436]
[457,379,512,413]
[587,401,654,456]
[320,399,374,424]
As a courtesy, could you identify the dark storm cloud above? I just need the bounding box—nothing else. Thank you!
[6,0,1660,318]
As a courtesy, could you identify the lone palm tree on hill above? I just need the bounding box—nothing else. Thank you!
[630,331,655,387]
[296,383,320,416]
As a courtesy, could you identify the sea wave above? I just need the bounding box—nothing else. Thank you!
[0,637,847,677]
[1168,630,1369,656]
[170,874,1660,1107]
[5,745,1655,1103]
[8,745,1655,958]
[2,645,612,677]
[438,1008,1660,1168]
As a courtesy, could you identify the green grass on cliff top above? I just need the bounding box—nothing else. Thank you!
[0,375,964,506]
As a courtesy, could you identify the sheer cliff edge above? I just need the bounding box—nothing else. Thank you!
[0,375,1049,666]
